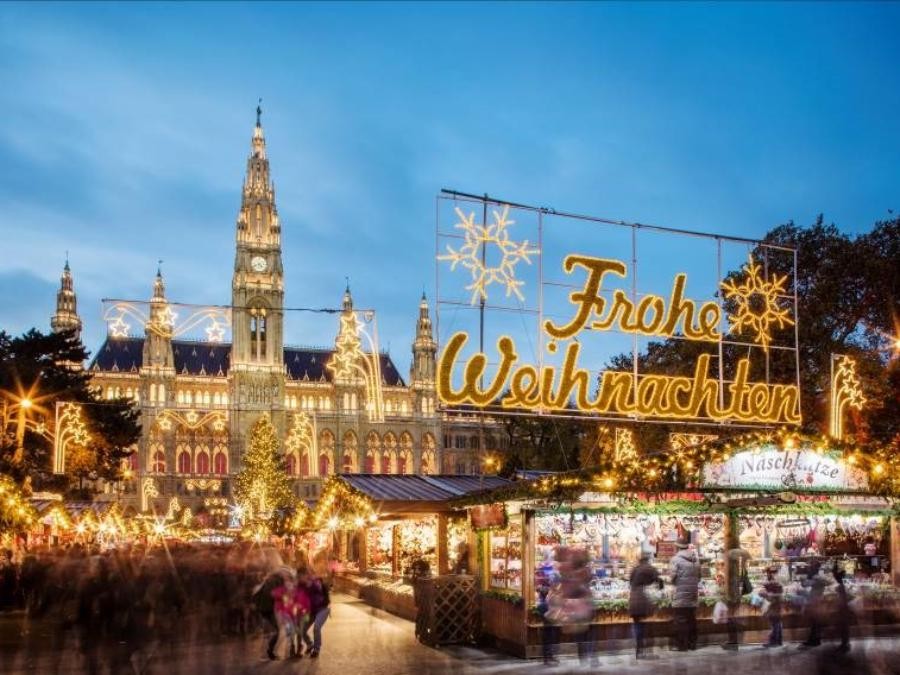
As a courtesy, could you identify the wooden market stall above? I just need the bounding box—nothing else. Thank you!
[454,445,900,658]
[320,474,510,620]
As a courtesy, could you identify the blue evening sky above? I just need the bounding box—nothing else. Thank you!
[1,2,898,374]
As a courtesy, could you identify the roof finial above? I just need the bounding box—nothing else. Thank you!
[345,275,350,293]
[256,98,262,127]
[157,259,163,277]
[64,251,70,271]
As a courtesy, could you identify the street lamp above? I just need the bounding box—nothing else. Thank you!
[13,397,34,466]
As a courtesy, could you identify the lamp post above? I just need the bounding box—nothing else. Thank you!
[13,398,33,466]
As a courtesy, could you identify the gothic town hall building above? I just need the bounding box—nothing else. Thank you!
[49,112,500,513]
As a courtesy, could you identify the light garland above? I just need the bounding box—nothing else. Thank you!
[308,476,375,531]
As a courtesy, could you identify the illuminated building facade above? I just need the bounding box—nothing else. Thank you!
[50,111,498,512]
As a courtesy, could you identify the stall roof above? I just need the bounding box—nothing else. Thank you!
[338,474,511,512]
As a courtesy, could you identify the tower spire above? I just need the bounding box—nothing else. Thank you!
[51,257,82,340]
[411,292,436,388]
[236,104,279,245]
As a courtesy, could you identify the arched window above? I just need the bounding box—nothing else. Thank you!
[382,432,397,474]
[213,392,221,406]
[177,449,192,474]
[158,383,166,404]
[399,432,414,475]
[152,448,166,473]
[222,392,229,405]
[196,449,210,474]
[213,451,228,475]
[350,393,358,411]
[299,452,310,477]
[366,432,380,474]
[286,453,297,476]
[342,431,358,473]
[319,429,335,476]
[149,384,156,403]
[177,390,185,404]
[421,433,437,475]
[249,305,268,361]
[203,391,210,406]
[318,453,331,477]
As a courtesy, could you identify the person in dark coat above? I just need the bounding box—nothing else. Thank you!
[669,544,700,651]
[298,568,331,658]
[253,569,288,660]
[833,568,851,653]
[629,551,663,658]
[799,560,828,648]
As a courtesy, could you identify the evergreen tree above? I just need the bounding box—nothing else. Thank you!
[0,328,140,491]
[234,415,295,518]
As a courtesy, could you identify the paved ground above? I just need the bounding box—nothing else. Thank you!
[1,594,898,674]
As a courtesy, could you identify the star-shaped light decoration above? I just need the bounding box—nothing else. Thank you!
[327,313,365,381]
[160,306,178,329]
[185,410,199,425]
[830,354,867,439]
[109,315,131,338]
[438,205,540,305]
[613,429,637,464]
[206,319,225,342]
[720,255,794,353]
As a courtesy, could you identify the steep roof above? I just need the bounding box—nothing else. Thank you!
[89,337,405,385]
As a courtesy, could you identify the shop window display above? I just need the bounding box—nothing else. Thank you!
[533,512,725,610]
[489,521,523,591]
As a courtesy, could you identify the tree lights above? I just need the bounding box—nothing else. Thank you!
[233,415,295,520]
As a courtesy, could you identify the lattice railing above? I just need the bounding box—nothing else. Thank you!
[414,574,479,647]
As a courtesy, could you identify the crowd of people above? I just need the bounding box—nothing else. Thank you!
[0,543,331,674]
[537,542,899,666]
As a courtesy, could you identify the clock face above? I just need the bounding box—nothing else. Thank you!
[250,256,267,273]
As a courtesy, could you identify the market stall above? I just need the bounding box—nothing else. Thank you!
[456,440,899,658]
[313,474,509,619]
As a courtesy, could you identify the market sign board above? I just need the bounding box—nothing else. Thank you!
[702,447,869,492]
[435,192,801,426]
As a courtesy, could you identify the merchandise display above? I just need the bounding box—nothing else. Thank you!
[489,520,522,590]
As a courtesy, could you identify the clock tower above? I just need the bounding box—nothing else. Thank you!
[230,106,286,453]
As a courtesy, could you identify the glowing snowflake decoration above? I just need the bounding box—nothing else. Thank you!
[109,315,131,338]
[720,255,794,353]
[439,205,540,304]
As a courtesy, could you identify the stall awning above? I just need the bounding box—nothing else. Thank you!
[337,474,511,515]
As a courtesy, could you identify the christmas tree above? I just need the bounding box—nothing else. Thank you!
[234,415,295,519]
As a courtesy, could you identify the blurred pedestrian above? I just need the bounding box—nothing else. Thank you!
[722,545,751,651]
[799,559,828,648]
[629,551,663,659]
[299,567,331,658]
[833,567,851,654]
[253,567,288,660]
[670,543,700,651]
[759,565,783,648]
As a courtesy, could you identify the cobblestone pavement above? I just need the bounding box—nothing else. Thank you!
[1,594,898,674]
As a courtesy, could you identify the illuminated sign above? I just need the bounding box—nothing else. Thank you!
[435,194,801,426]
[703,448,868,492]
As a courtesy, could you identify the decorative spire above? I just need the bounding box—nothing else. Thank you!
[51,257,82,340]
[411,293,436,386]
[342,280,353,312]
[152,262,166,302]
[236,103,280,246]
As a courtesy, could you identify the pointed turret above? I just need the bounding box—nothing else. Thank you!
[143,265,175,371]
[51,257,82,340]
[411,292,437,393]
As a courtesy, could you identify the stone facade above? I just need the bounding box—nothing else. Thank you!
[50,111,499,513]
